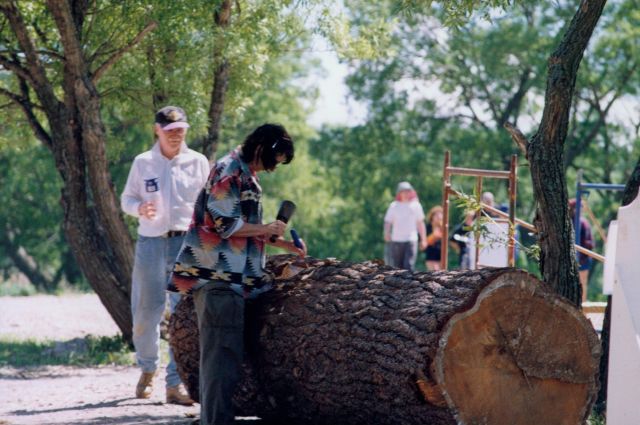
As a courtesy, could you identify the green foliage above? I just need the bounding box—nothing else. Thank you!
[314,0,638,278]
[0,335,133,367]
[588,413,606,425]
[0,0,324,288]
[452,190,540,262]
[0,281,37,297]
[317,4,395,60]
[1,0,638,299]
[396,0,518,27]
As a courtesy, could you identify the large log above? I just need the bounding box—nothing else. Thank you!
[169,255,600,425]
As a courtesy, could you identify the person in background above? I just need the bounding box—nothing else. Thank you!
[481,191,499,217]
[450,211,475,269]
[121,106,209,405]
[569,198,594,302]
[383,182,427,271]
[168,123,307,425]
[424,205,444,271]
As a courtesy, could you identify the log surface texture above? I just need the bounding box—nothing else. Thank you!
[169,256,600,425]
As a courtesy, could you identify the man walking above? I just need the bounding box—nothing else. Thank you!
[121,106,210,405]
[383,181,427,271]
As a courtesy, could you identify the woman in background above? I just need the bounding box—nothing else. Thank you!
[424,205,444,271]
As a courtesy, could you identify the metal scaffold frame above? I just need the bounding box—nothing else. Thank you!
[440,151,518,270]
[440,156,609,271]
[574,169,625,247]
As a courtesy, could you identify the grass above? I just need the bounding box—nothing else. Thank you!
[0,281,37,297]
[588,413,606,425]
[0,334,135,367]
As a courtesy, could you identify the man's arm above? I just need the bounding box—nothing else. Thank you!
[121,160,142,217]
[384,221,392,242]
[418,220,427,250]
[231,221,286,238]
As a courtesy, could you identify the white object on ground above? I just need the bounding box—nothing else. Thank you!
[607,193,640,425]
[467,220,509,268]
[602,220,618,295]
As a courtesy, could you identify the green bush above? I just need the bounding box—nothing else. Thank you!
[0,335,134,367]
[0,281,37,297]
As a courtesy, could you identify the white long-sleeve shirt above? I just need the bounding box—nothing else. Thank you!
[121,142,210,237]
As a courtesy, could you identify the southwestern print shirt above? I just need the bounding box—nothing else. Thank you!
[168,149,269,296]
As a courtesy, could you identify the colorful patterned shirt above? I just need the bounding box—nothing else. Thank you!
[168,149,271,297]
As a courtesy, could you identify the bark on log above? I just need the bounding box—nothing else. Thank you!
[169,255,600,425]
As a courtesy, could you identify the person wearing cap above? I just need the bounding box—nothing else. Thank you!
[121,106,210,405]
[168,123,306,425]
[383,182,427,271]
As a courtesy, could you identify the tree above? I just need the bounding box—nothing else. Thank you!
[565,0,639,175]
[504,0,607,306]
[0,1,157,339]
[0,142,70,292]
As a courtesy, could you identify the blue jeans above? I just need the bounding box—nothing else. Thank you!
[131,234,183,388]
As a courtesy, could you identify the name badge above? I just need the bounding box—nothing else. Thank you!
[145,178,159,192]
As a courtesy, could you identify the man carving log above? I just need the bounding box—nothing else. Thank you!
[170,255,600,425]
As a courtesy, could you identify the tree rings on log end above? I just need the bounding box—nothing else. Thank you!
[434,271,601,425]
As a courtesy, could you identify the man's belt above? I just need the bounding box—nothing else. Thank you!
[173,263,271,288]
[164,230,187,238]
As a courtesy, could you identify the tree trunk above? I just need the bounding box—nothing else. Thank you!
[170,256,600,425]
[1,226,57,292]
[0,1,153,341]
[202,0,232,161]
[526,0,607,306]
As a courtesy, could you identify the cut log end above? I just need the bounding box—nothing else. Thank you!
[434,271,601,425]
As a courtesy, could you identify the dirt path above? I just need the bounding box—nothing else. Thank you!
[0,294,200,425]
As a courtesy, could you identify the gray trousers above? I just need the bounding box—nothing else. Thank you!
[387,241,418,271]
[194,282,255,425]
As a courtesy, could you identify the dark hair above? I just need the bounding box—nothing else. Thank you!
[240,123,294,170]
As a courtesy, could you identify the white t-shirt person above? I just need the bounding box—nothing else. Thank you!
[384,201,425,242]
[383,182,427,270]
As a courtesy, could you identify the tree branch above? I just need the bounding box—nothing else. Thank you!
[203,0,233,161]
[459,84,491,132]
[0,53,34,84]
[1,3,51,90]
[503,122,528,156]
[0,84,53,148]
[1,1,60,114]
[91,20,157,84]
[1,225,56,292]
[498,67,532,127]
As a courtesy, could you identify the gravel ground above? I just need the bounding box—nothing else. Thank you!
[0,294,199,425]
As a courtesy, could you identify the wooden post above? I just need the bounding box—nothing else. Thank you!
[508,154,517,267]
[441,151,451,270]
[475,176,483,270]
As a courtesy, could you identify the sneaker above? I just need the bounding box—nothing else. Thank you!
[135,370,156,399]
[166,384,195,406]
